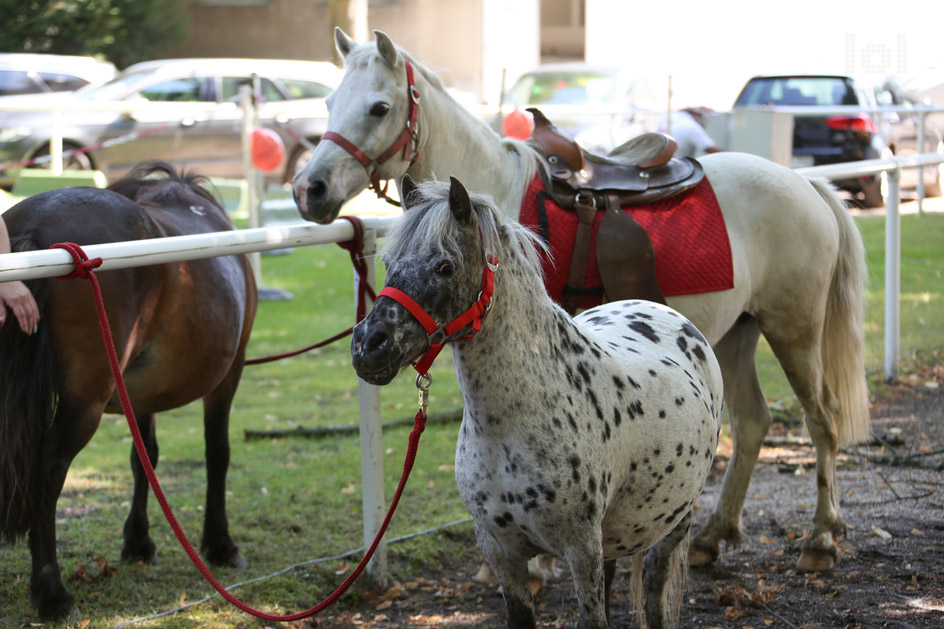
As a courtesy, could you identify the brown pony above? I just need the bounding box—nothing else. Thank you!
[0,161,258,620]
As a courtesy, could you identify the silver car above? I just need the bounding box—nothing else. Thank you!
[0,58,342,189]
[0,53,117,96]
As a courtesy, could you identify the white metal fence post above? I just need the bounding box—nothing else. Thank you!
[355,228,388,586]
[240,85,262,288]
[884,167,902,382]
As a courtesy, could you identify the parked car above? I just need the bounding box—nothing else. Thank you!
[0,58,342,189]
[734,74,943,207]
[0,53,117,97]
[496,63,659,152]
[873,77,944,197]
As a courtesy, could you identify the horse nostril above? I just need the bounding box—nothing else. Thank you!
[366,330,388,353]
[307,180,327,207]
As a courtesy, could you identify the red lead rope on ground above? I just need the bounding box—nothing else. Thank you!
[51,241,426,622]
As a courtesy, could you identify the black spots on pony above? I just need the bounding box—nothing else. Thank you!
[625,399,644,421]
[628,320,660,344]
[494,512,515,528]
[677,333,708,363]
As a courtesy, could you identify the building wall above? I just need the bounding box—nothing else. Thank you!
[165,0,539,105]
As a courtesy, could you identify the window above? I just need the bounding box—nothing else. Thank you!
[220,77,283,102]
[0,70,42,96]
[139,77,205,102]
[280,79,333,100]
[38,72,89,93]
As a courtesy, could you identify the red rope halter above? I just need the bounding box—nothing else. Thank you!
[322,60,420,206]
[51,240,424,622]
[376,237,498,378]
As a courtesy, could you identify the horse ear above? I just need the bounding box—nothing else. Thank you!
[400,175,418,209]
[374,30,400,68]
[335,27,358,59]
[448,176,473,224]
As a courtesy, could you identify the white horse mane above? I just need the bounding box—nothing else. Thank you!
[382,180,547,278]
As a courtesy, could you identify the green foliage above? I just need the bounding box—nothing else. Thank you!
[0,0,191,68]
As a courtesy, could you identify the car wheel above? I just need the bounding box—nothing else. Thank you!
[30,143,94,171]
[284,140,318,185]
[924,140,943,197]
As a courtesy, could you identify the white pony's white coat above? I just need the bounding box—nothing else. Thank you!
[352,178,723,627]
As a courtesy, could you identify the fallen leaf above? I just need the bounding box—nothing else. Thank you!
[379,583,402,601]
[722,606,744,621]
[69,565,92,583]
[871,525,893,540]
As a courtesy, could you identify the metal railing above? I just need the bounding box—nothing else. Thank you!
[796,152,944,382]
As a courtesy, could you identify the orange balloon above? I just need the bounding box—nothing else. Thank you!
[251,127,286,171]
[502,108,534,140]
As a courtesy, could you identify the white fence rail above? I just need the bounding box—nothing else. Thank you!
[2,153,943,586]
[796,151,944,383]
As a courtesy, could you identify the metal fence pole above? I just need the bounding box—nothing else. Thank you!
[884,167,902,382]
[355,229,388,586]
[240,85,262,288]
[917,112,926,215]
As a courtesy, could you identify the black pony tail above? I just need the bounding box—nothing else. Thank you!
[0,240,58,541]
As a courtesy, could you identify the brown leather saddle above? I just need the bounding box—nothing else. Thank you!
[526,107,705,314]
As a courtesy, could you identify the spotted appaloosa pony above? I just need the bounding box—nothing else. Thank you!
[296,29,871,573]
[0,162,256,620]
[351,177,723,628]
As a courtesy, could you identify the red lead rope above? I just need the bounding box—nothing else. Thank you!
[51,241,425,622]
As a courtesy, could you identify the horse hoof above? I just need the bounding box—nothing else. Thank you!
[472,562,499,584]
[688,544,719,567]
[38,598,80,622]
[227,553,248,569]
[796,547,836,572]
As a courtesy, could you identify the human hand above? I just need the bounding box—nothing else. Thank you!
[0,280,40,334]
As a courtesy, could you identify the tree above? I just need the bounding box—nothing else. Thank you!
[329,0,368,64]
[0,0,191,69]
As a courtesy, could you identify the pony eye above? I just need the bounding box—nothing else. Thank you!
[370,102,391,117]
[435,261,454,277]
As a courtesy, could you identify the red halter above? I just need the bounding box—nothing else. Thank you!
[322,60,420,206]
[378,245,498,377]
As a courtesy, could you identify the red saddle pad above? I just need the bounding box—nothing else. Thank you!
[519,174,733,310]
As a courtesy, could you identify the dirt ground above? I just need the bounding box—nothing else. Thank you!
[290,354,944,629]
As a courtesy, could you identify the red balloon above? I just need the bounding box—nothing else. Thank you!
[502,107,534,140]
[251,127,286,171]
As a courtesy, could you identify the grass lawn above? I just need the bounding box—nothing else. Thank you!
[0,211,941,628]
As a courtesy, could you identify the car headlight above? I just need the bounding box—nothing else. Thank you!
[0,126,33,144]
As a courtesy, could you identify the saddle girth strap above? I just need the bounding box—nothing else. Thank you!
[562,198,598,315]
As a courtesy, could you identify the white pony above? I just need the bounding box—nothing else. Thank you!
[295,29,870,573]
[352,176,724,628]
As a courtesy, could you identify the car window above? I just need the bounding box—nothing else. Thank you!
[736,77,859,107]
[37,72,89,93]
[220,77,284,102]
[138,77,205,102]
[0,70,42,96]
[280,79,333,100]
[508,71,618,106]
